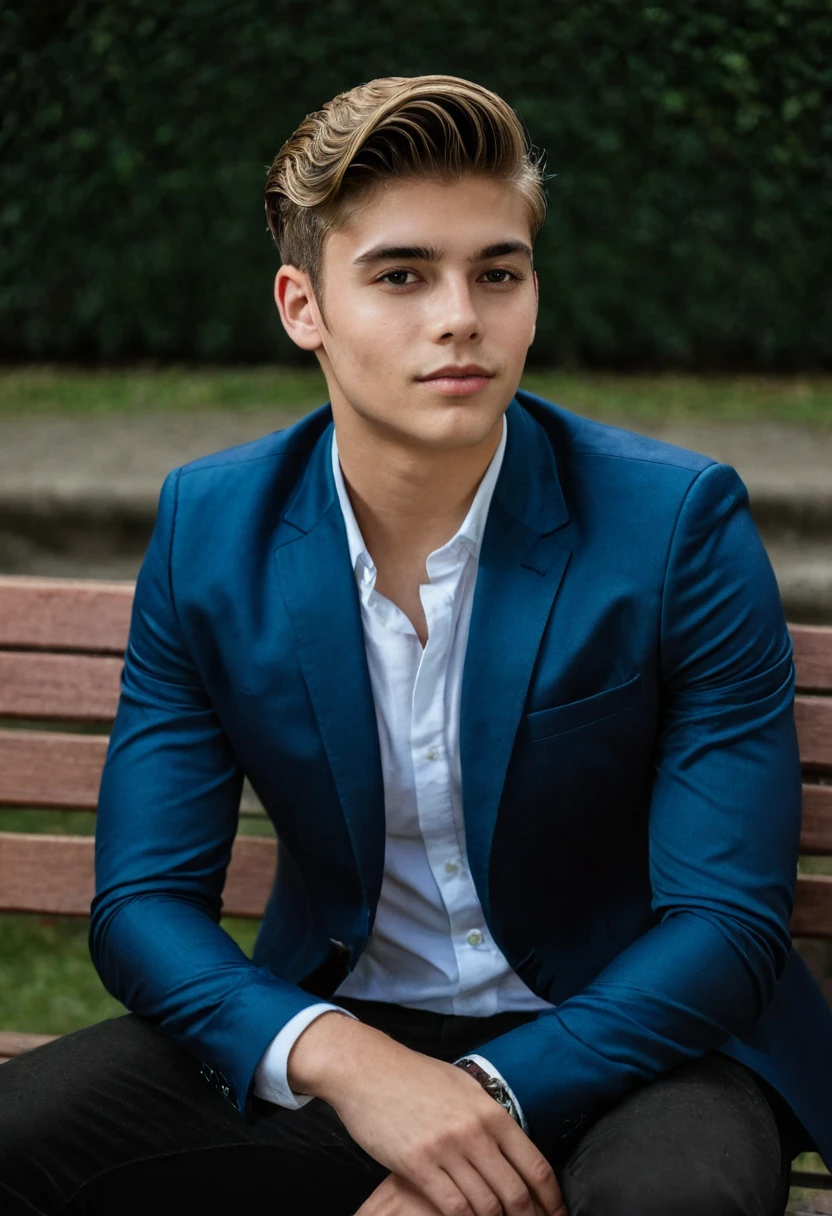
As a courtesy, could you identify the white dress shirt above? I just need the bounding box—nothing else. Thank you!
[254,411,553,1119]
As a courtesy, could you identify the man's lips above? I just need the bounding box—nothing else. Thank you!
[418,365,494,381]
[416,366,495,396]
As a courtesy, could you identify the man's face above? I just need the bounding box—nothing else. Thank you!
[276,174,539,453]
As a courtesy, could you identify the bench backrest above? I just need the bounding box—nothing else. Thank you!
[1,574,831,937]
[0,576,273,918]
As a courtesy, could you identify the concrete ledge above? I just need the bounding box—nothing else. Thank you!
[2,412,830,620]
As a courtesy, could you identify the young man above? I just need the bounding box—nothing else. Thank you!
[1,74,830,1216]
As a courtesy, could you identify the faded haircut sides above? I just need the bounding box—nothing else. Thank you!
[264,74,547,322]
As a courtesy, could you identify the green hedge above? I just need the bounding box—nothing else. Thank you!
[1,0,830,368]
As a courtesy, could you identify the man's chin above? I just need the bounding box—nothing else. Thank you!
[404,405,507,452]
[337,389,508,451]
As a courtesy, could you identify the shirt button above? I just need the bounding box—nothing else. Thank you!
[466,930,484,947]
[424,747,440,761]
[444,860,459,874]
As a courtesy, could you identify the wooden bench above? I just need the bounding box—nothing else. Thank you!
[1,573,830,1203]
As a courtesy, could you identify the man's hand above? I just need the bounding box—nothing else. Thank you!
[288,1012,566,1216]
[356,1172,567,1215]
[355,1173,448,1215]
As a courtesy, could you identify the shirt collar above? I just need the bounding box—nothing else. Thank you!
[331,411,508,581]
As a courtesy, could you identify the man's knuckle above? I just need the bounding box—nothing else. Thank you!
[504,1181,532,1210]
[530,1156,555,1186]
[447,1196,473,1216]
[467,1122,492,1151]
[455,1115,485,1146]
[425,1131,445,1156]
[406,1145,432,1175]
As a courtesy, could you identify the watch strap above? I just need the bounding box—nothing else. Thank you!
[455,1056,522,1126]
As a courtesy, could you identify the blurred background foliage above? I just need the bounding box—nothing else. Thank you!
[1,0,830,370]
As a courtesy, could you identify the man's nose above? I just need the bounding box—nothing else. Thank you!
[434,280,481,341]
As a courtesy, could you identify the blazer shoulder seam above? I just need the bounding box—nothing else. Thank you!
[656,462,724,670]
[177,449,302,479]
[166,465,186,642]
[569,447,718,474]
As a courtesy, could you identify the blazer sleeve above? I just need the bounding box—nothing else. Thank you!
[477,460,803,1150]
[89,467,325,1114]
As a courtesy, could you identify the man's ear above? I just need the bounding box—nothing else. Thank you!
[274,265,324,352]
[530,269,539,344]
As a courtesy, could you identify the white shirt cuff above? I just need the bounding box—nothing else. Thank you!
[460,1053,528,1134]
[253,1003,357,1110]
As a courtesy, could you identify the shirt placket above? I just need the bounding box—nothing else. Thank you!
[411,550,498,1016]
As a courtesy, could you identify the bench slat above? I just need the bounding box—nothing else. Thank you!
[0,730,108,809]
[0,729,263,814]
[1,831,829,934]
[1,726,826,849]
[0,832,276,919]
[792,624,832,694]
[795,697,832,775]
[791,874,832,938]
[1,688,828,766]
[0,722,826,851]
[801,784,832,854]
[0,577,133,654]
[0,579,825,692]
[0,653,122,722]
[790,1170,832,1192]
[791,1171,832,1190]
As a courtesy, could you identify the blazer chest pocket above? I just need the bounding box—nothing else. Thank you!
[520,673,642,744]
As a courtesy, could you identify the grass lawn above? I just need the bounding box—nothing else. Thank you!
[0,913,259,1035]
[0,364,831,425]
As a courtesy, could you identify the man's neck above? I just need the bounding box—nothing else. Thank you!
[332,412,504,570]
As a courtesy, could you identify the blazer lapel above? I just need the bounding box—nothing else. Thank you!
[461,398,572,922]
[273,415,386,924]
[271,397,570,932]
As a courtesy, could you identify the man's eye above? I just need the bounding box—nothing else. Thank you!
[380,270,414,286]
[482,269,516,283]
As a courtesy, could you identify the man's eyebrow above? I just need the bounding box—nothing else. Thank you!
[473,240,533,262]
[353,244,442,266]
[352,239,533,267]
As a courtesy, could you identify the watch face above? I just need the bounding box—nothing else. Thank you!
[484,1078,511,1106]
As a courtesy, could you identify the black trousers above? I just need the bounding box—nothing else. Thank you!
[0,997,800,1215]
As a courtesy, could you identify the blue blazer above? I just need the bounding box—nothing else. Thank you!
[92,390,832,1165]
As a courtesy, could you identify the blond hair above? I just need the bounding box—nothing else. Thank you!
[264,74,547,310]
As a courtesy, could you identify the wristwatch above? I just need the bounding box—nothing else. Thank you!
[455,1057,522,1125]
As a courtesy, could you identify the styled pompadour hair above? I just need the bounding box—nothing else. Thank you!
[264,74,547,310]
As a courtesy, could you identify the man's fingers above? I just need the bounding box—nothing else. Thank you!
[355,1172,445,1214]
[408,1163,479,1216]
[442,1116,563,1216]
[354,1168,561,1216]
[446,1154,527,1216]
[492,1122,562,1215]
[464,1145,549,1215]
